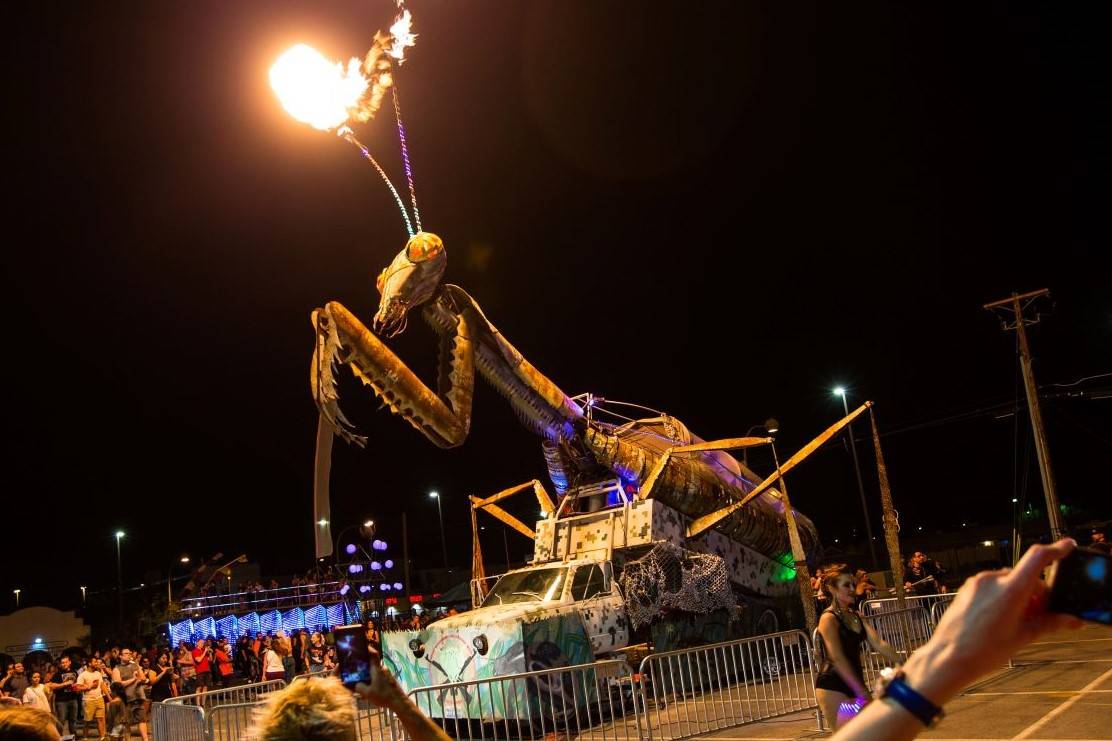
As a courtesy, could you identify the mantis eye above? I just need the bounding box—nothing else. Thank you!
[405,232,444,262]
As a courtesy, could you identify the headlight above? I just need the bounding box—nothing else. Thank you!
[472,634,489,655]
[408,638,425,658]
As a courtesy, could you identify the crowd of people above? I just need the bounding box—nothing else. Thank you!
[0,608,454,740]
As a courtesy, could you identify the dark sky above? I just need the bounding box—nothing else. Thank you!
[5,1,1109,613]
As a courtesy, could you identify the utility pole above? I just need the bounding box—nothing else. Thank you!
[984,289,1064,540]
[770,443,817,634]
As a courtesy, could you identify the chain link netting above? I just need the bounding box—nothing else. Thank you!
[620,543,736,630]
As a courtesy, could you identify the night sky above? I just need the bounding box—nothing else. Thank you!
[6,1,1109,613]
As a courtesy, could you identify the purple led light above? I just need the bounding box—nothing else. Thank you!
[345,543,357,555]
[348,563,363,574]
[393,582,403,590]
[370,561,382,571]
[379,583,389,591]
[384,559,394,569]
[359,585,371,594]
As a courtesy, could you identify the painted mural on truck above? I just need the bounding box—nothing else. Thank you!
[381,608,594,720]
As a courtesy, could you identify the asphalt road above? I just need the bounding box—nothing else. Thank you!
[686,621,1112,741]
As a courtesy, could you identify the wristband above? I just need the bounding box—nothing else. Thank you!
[877,667,944,727]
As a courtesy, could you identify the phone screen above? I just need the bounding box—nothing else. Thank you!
[333,624,372,688]
[1048,547,1112,625]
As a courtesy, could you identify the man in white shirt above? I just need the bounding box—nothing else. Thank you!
[76,657,107,739]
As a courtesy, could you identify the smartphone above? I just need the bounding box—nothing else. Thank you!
[1047,546,1111,625]
[333,624,372,688]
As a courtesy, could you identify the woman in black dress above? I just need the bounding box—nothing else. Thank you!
[813,569,898,729]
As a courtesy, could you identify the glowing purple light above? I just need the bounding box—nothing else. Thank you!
[384,559,394,569]
[339,584,350,596]
[370,561,382,571]
[372,539,388,551]
[393,582,403,590]
[379,583,389,591]
[358,585,371,594]
[345,543,357,555]
[348,563,363,574]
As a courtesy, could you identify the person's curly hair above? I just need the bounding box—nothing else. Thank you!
[0,705,63,740]
[251,676,356,740]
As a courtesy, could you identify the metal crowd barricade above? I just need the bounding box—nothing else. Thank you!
[165,677,287,707]
[929,592,958,625]
[639,629,818,741]
[860,591,956,619]
[407,658,642,740]
[859,606,934,685]
[151,700,206,741]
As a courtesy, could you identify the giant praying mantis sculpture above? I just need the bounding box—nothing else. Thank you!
[311,232,818,558]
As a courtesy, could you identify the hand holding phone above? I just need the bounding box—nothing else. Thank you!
[333,624,372,689]
[1048,546,1112,624]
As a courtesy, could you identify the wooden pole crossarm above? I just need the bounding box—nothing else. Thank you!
[639,437,773,501]
[472,480,538,509]
[469,495,536,540]
[686,402,872,538]
[983,287,1050,310]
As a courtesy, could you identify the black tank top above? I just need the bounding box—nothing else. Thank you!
[816,608,867,684]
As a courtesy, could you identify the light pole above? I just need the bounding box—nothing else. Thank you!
[115,530,125,633]
[80,586,87,607]
[834,388,879,569]
[741,418,779,469]
[430,491,448,569]
[168,555,190,610]
[13,589,20,609]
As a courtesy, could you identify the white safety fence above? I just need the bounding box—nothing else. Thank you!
[859,606,934,685]
[165,677,287,707]
[639,630,819,740]
[861,591,957,620]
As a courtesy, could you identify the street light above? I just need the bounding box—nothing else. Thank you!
[430,491,448,569]
[13,589,20,609]
[834,387,878,569]
[80,586,86,606]
[115,530,125,633]
[741,418,780,468]
[168,555,190,609]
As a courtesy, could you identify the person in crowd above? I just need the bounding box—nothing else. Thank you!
[277,635,296,682]
[191,639,213,701]
[234,636,256,682]
[111,648,148,741]
[146,653,175,705]
[854,569,878,602]
[366,621,381,653]
[46,655,80,739]
[176,642,196,696]
[308,632,327,671]
[107,647,121,670]
[0,704,64,741]
[289,631,307,676]
[22,672,50,714]
[213,638,235,688]
[251,669,451,741]
[105,682,130,740]
[1,662,29,700]
[814,569,899,730]
[905,552,944,595]
[832,539,1082,740]
[812,567,828,613]
[1089,529,1111,554]
[263,636,286,682]
[75,656,108,739]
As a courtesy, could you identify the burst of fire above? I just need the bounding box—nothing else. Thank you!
[270,11,415,132]
[388,10,417,62]
[269,44,368,131]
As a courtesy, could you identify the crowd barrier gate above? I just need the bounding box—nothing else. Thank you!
[860,591,956,619]
[165,677,287,707]
[150,700,206,741]
[639,629,818,740]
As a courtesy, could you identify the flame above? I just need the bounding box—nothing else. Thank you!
[388,10,417,63]
[270,44,369,131]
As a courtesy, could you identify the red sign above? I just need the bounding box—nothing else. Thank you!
[384,597,398,606]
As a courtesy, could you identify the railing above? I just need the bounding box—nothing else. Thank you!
[165,678,287,707]
[859,606,934,685]
[177,581,345,616]
[150,700,206,741]
[860,591,957,619]
[639,629,818,740]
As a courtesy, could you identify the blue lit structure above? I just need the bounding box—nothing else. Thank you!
[326,603,345,628]
[260,610,282,634]
[170,619,193,647]
[304,605,327,633]
[193,617,216,641]
[217,615,238,642]
[238,612,260,638]
[281,608,305,633]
